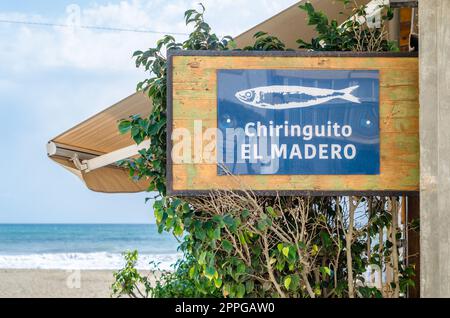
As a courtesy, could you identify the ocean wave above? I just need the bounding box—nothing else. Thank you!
[0,252,182,271]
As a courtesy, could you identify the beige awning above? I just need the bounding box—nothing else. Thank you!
[47,92,151,193]
[47,0,372,193]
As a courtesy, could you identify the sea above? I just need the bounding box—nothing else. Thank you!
[0,224,181,270]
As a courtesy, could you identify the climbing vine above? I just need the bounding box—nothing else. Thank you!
[297,0,398,51]
[112,2,416,298]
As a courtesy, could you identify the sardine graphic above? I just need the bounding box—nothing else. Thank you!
[235,85,360,109]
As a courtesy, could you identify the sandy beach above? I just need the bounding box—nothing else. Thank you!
[0,269,153,298]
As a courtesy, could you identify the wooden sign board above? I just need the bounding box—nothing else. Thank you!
[167,51,419,196]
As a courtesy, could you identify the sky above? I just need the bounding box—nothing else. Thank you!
[0,0,299,223]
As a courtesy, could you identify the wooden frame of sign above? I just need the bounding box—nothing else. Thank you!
[167,51,419,196]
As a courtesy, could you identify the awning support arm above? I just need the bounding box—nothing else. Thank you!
[81,140,151,172]
[71,153,88,171]
[47,140,151,173]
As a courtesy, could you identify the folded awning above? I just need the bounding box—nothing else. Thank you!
[47,92,151,193]
[47,0,373,193]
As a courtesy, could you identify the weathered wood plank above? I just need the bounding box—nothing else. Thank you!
[170,55,419,193]
[173,100,419,120]
[172,164,419,191]
[173,56,418,70]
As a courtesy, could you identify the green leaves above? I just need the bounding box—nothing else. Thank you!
[212,215,225,227]
[256,212,272,232]
[213,227,221,240]
[222,240,233,253]
[236,284,246,298]
[173,222,184,237]
[122,3,235,197]
[116,193,413,298]
[266,206,280,218]
[284,275,300,291]
[320,230,332,249]
[282,246,290,257]
[198,251,207,265]
[320,266,332,277]
[111,250,151,298]
[243,31,287,51]
[214,278,223,288]
[147,117,166,136]
[297,1,397,52]
[114,1,412,300]
[118,120,132,134]
[182,3,232,51]
[241,209,250,219]
[204,266,217,280]
[284,276,292,290]
[299,2,329,34]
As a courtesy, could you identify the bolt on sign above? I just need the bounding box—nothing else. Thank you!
[167,51,419,196]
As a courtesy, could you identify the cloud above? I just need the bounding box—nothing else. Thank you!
[0,0,299,73]
[0,0,299,223]
[198,0,300,36]
[0,0,301,137]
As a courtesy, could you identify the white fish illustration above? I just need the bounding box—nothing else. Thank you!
[235,85,360,109]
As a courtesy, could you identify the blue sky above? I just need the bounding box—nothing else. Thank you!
[0,0,298,223]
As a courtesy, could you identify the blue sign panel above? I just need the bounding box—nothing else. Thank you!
[217,69,380,175]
